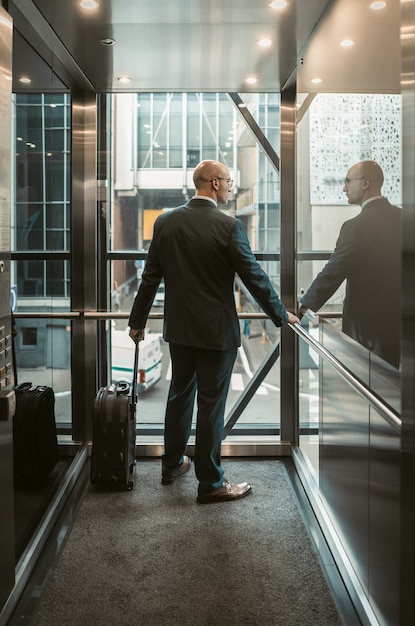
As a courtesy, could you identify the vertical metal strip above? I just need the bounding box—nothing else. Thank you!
[0,5,16,611]
[71,91,98,442]
[97,94,110,390]
[400,0,415,621]
[280,84,299,446]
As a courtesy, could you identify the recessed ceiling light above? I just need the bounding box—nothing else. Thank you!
[245,76,258,84]
[257,38,273,48]
[370,1,386,9]
[311,77,322,84]
[269,0,287,8]
[80,0,99,9]
[100,38,115,46]
[238,103,247,108]
[19,77,31,84]
[340,39,354,47]
[117,76,131,84]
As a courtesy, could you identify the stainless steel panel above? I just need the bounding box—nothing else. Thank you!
[297,0,400,94]
[401,0,415,622]
[132,442,292,458]
[0,5,15,612]
[321,353,370,588]
[369,409,400,625]
[280,85,299,445]
[71,92,98,442]
[71,91,97,312]
[0,411,15,609]
[320,321,400,625]
[10,0,401,95]
[369,355,401,416]
[13,0,332,92]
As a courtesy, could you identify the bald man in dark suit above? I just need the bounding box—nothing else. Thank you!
[300,160,401,368]
[129,160,298,503]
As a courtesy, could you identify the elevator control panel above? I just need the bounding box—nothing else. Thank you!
[0,325,13,388]
[0,257,15,421]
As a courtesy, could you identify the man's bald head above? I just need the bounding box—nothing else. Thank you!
[192,160,232,205]
[343,160,385,206]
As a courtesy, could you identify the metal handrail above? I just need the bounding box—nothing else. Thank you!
[12,311,401,431]
[290,322,402,432]
[12,310,342,320]
[13,312,81,319]
[12,311,270,320]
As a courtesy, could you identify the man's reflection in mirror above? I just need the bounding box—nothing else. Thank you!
[299,160,401,368]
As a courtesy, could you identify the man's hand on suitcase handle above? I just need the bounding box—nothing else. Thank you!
[129,328,145,343]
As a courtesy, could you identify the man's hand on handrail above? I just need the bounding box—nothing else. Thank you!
[287,311,300,325]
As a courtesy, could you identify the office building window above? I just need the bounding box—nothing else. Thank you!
[13,93,71,299]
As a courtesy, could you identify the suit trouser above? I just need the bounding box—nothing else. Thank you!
[162,344,237,494]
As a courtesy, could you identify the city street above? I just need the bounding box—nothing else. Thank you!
[131,315,282,427]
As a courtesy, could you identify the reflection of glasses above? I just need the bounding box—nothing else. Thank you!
[211,177,234,188]
[344,177,365,185]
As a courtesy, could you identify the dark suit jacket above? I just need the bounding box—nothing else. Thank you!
[129,198,288,350]
[301,197,402,367]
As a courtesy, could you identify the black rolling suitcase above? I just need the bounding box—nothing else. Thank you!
[90,340,139,490]
[13,383,58,489]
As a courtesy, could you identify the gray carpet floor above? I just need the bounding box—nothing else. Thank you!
[33,460,344,626]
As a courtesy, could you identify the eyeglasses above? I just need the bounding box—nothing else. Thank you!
[344,177,365,185]
[211,177,234,188]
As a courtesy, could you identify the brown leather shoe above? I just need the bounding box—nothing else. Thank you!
[197,479,252,504]
[161,455,192,485]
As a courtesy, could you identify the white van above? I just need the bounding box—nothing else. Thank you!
[111,328,162,393]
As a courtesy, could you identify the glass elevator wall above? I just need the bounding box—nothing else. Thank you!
[105,92,287,446]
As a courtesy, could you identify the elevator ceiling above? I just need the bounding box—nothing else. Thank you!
[9,0,399,94]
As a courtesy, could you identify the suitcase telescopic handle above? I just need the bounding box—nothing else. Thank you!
[131,340,140,407]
